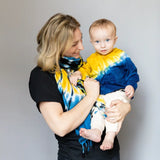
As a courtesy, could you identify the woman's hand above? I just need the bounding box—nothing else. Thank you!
[84,78,100,100]
[69,71,82,86]
[106,99,131,123]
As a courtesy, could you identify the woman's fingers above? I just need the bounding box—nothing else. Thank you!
[106,107,122,123]
[106,99,131,123]
[84,78,100,99]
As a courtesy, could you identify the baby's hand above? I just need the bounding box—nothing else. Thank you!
[125,85,134,99]
[69,71,82,86]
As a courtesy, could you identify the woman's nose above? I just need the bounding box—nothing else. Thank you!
[78,41,84,50]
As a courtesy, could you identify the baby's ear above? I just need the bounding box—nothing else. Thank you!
[115,36,118,41]
[114,36,118,44]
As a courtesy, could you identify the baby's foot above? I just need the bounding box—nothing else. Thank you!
[80,128,101,142]
[100,132,116,150]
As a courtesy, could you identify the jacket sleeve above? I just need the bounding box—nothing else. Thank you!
[79,61,92,80]
[124,56,140,90]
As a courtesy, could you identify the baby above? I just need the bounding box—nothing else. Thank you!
[70,18,139,150]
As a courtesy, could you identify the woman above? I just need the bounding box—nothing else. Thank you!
[29,13,131,160]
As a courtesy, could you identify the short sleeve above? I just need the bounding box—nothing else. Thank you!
[29,67,64,111]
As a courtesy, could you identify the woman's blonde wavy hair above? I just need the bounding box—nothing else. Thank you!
[37,13,80,72]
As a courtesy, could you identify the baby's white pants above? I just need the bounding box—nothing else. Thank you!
[91,90,130,133]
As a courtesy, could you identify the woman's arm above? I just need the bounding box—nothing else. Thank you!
[40,78,99,137]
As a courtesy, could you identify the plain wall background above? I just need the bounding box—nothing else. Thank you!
[1,0,160,159]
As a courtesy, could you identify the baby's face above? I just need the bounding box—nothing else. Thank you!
[90,26,117,55]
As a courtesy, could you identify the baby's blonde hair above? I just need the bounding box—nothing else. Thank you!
[89,18,116,38]
[37,13,80,72]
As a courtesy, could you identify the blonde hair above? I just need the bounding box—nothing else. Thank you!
[89,18,116,38]
[37,13,80,72]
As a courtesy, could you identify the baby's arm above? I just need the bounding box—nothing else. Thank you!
[125,85,134,99]
[69,71,82,86]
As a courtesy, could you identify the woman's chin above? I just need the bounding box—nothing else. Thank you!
[73,53,80,58]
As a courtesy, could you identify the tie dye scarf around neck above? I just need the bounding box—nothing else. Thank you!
[55,56,92,153]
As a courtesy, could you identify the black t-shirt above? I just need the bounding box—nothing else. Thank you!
[29,66,120,160]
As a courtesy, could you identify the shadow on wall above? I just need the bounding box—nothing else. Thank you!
[118,83,145,155]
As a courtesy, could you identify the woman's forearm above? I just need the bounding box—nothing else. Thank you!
[58,95,97,136]
[40,95,97,137]
[40,78,99,137]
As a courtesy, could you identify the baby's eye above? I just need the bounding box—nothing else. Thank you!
[106,39,110,42]
[95,40,100,43]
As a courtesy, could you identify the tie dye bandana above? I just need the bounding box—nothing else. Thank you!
[55,56,92,153]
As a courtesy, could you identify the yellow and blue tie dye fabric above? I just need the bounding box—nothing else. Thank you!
[55,57,92,153]
[79,48,139,95]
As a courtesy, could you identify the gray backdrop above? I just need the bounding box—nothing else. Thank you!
[1,0,160,159]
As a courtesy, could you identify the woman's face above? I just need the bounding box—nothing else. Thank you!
[63,28,84,58]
